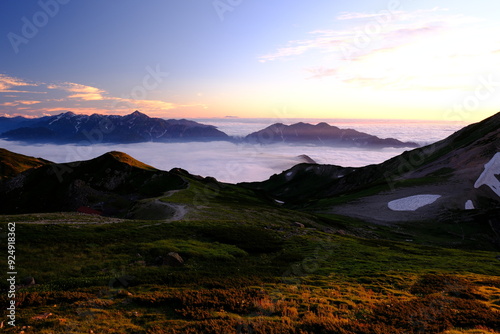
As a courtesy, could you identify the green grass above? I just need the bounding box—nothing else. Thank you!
[137,239,248,260]
[312,182,388,208]
[161,177,268,207]
[2,216,498,288]
[2,213,499,333]
[314,212,500,251]
[1,181,499,333]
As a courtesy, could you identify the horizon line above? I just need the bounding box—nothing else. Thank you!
[1,109,484,124]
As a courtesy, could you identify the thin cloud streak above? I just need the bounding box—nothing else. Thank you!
[0,74,39,94]
[259,8,500,92]
[0,100,41,107]
[336,11,395,20]
[306,67,338,80]
[259,9,452,62]
[48,83,106,101]
[0,74,198,118]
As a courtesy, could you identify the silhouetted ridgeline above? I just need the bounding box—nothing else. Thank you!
[0,111,229,144]
[245,122,419,148]
[0,111,419,148]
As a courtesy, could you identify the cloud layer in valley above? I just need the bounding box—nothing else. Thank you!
[0,140,408,183]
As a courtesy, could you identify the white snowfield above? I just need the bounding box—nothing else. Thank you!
[388,194,442,211]
[474,152,500,197]
[465,200,475,210]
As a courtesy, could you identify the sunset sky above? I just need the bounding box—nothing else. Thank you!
[1,0,500,121]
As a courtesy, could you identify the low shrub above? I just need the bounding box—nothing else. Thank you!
[132,288,265,319]
[370,294,500,333]
[11,291,96,307]
[410,274,485,300]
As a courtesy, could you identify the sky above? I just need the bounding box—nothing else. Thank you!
[1,0,500,121]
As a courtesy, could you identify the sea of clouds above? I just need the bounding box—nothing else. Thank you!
[0,139,409,183]
[0,119,466,183]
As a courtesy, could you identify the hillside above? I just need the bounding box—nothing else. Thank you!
[0,148,52,180]
[0,150,187,216]
[242,112,500,216]
[240,112,500,250]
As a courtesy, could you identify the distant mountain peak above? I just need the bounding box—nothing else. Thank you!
[98,151,157,171]
[128,110,149,118]
[62,111,76,117]
[316,122,331,127]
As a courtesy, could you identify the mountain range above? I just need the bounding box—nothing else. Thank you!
[0,111,418,148]
[0,111,229,144]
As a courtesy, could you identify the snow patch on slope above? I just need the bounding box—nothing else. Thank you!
[388,194,441,211]
[474,152,500,197]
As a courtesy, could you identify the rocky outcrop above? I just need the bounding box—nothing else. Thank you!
[165,252,184,266]
[154,252,185,266]
[21,276,36,286]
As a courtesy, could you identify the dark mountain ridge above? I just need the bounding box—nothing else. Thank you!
[245,121,419,148]
[0,111,229,144]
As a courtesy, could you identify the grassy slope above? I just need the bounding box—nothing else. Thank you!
[1,178,499,333]
[0,148,51,180]
[106,151,158,171]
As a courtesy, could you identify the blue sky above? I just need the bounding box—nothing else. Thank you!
[1,0,500,121]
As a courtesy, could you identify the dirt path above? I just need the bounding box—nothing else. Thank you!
[15,188,191,225]
[154,198,188,222]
